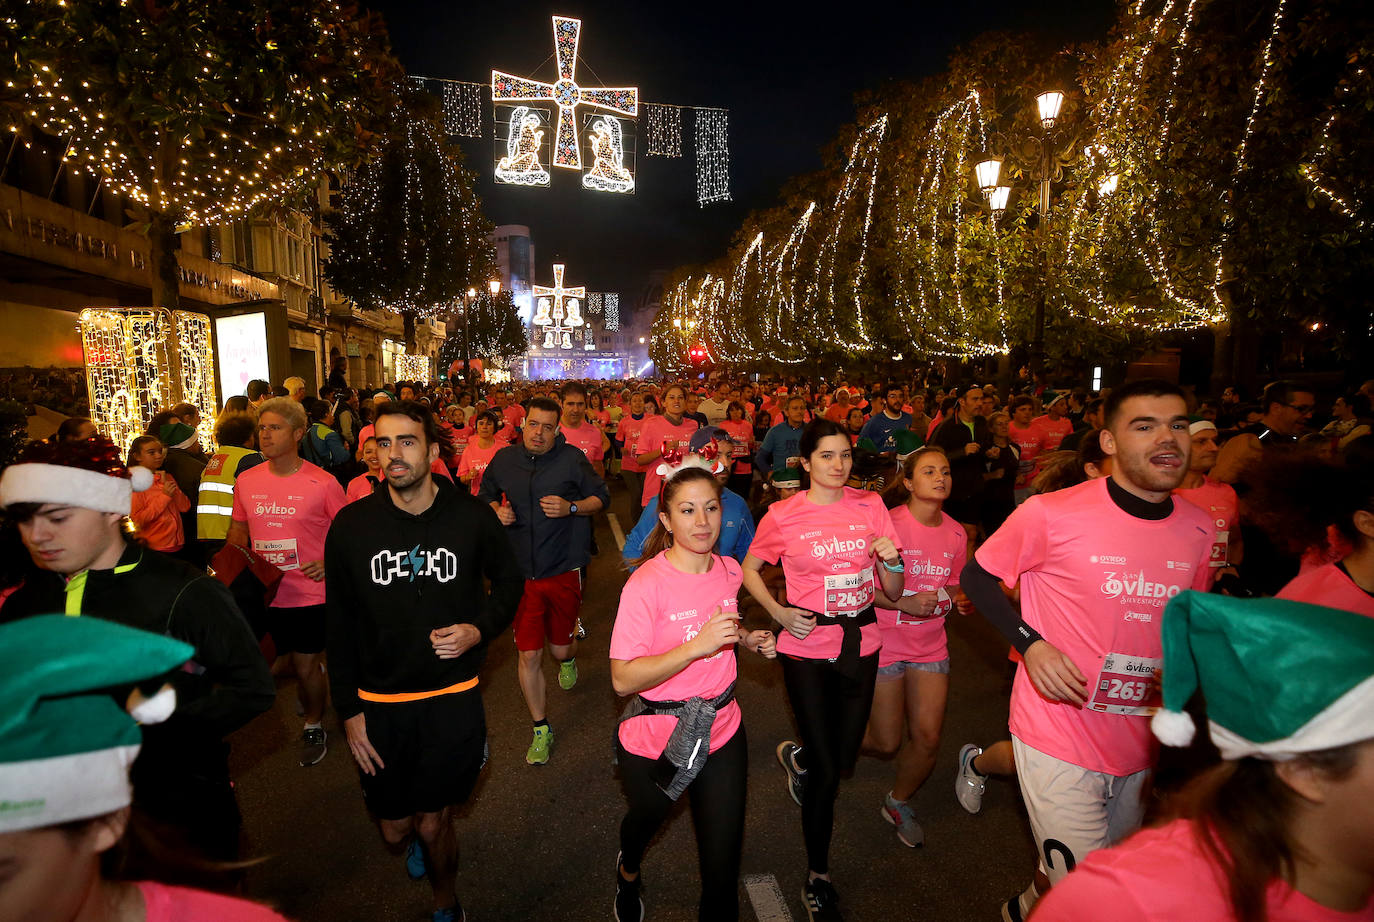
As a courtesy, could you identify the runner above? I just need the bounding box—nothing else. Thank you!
[865,447,972,848]
[227,396,346,767]
[755,395,808,480]
[477,397,609,765]
[742,417,905,922]
[929,385,991,550]
[325,401,524,922]
[719,401,756,501]
[1032,394,1074,452]
[959,378,1215,920]
[699,379,733,426]
[1173,418,1241,587]
[636,384,700,509]
[559,382,611,477]
[1007,396,1043,504]
[857,384,914,456]
[618,391,651,523]
[0,615,291,922]
[456,411,502,497]
[1034,592,1374,921]
[610,462,777,922]
[345,435,383,503]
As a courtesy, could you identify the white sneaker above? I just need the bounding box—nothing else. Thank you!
[955,743,986,814]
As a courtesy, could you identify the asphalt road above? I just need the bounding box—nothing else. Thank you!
[230,480,1038,921]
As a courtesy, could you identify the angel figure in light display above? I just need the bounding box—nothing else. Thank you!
[495,106,551,186]
[533,296,552,326]
[581,116,635,194]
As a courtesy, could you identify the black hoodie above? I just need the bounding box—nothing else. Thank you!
[324,473,525,720]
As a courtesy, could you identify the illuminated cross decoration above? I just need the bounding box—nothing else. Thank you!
[492,16,638,170]
[532,263,586,349]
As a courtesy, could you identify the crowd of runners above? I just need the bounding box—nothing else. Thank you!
[1,368,1372,922]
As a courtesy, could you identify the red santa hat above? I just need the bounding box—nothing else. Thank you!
[0,437,153,515]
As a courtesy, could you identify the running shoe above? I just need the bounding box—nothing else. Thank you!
[526,725,553,765]
[299,727,327,767]
[955,743,987,814]
[613,851,644,922]
[431,904,465,922]
[404,838,427,881]
[881,793,924,847]
[802,877,842,922]
[558,658,579,690]
[776,740,806,806]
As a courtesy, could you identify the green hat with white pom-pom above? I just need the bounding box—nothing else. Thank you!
[1151,591,1374,760]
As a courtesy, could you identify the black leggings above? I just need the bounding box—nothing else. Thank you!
[617,727,748,921]
[780,653,879,875]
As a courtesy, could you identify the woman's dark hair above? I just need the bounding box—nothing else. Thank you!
[1249,454,1374,555]
[798,417,849,460]
[126,435,160,466]
[1032,450,1088,494]
[754,409,771,428]
[219,395,251,417]
[1079,428,1109,471]
[215,415,255,449]
[726,400,747,420]
[882,446,949,509]
[473,410,501,434]
[1164,745,1360,922]
[938,396,957,416]
[304,397,330,424]
[628,467,722,568]
[643,394,660,413]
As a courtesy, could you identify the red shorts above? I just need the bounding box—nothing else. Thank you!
[513,570,583,651]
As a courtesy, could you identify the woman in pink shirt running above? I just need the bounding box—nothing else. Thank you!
[742,417,904,921]
[610,464,776,922]
[456,411,502,497]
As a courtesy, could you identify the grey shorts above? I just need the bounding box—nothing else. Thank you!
[876,658,950,680]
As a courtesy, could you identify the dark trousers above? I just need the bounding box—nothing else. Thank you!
[780,652,879,874]
[617,728,748,921]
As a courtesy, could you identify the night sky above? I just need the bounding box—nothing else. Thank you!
[366,0,1116,302]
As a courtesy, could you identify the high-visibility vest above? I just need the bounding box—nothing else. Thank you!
[196,445,257,541]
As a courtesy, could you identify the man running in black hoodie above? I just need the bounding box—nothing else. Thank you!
[325,401,524,922]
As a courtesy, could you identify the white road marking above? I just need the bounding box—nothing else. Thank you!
[608,512,626,551]
[744,873,793,922]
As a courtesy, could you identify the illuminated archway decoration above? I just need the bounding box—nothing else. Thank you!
[491,16,638,173]
[533,263,586,349]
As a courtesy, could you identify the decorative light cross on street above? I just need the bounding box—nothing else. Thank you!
[492,16,638,171]
[532,263,586,349]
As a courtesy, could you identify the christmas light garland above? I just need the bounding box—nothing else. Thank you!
[645,103,682,157]
[694,108,731,205]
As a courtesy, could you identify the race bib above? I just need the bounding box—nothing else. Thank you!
[824,568,874,617]
[1087,653,1162,716]
[894,587,952,625]
[254,537,300,571]
[1209,530,1229,568]
[731,443,748,458]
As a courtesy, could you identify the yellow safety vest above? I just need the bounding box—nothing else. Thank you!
[196,445,257,541]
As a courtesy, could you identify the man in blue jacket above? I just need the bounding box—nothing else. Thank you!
[622,427,755,567]
[477,396,609,765]
[755,395,808,479]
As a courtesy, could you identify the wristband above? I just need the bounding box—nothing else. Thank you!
[882,558,904,574]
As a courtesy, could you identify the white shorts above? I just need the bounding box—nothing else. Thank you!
[1011,736,1149,885]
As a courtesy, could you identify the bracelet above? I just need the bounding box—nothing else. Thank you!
[881,558,905,574]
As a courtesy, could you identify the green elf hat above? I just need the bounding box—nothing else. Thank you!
[0,615,194,833]
[772,467,802,488]
[893,429,925,461]
[1151,591,1374,760]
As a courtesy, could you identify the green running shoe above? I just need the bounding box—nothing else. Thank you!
[526,725,553,765]
[558,658,579,690]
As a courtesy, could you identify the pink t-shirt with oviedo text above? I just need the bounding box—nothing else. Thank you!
[1009,422,1043,487]
[639,415,700,505]
[560,421,605,462]
[619,414,649,474]
[876,505,967,665]
[455,440,502,496]
[1174,477,1239,582]
[975,477,1214,775]
[1031,818,1374,922]
[138,881,291,922]
[719,418,755,475]
[1277,562,1374,618]
[610,552,743,759]
[748,487,899,661]
[1032,414,1074,452]
[231,460,345,608]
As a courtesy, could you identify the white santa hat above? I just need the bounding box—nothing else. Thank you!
[0,436,153,515]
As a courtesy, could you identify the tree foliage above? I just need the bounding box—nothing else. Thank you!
[439,290,528,371]
[322,86,496,350]
[2,0,401,309]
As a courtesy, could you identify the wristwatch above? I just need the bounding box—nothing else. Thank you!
[569,502,579,515]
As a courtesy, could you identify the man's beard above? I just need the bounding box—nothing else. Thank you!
[385,460,430,490]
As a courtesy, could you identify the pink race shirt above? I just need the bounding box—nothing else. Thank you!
[639,415,700,505]
[1032,414,1074,452]
[619,414,649,473]
[876,505,967,665]
[138,881,291,922]
[1009,422,1043,487]
[1277,562,1374,618]
[501,404,525,443]
[1174,477,1239,582]
[1032,818,1374,922]
[975,477,1214,775]
[609,552,744,759]
[345,473,380,504]
[748,487,899,660]
[718,418,754,475]
[560,421,605,462]
[231,460,345,608]
[456,440,502,496]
